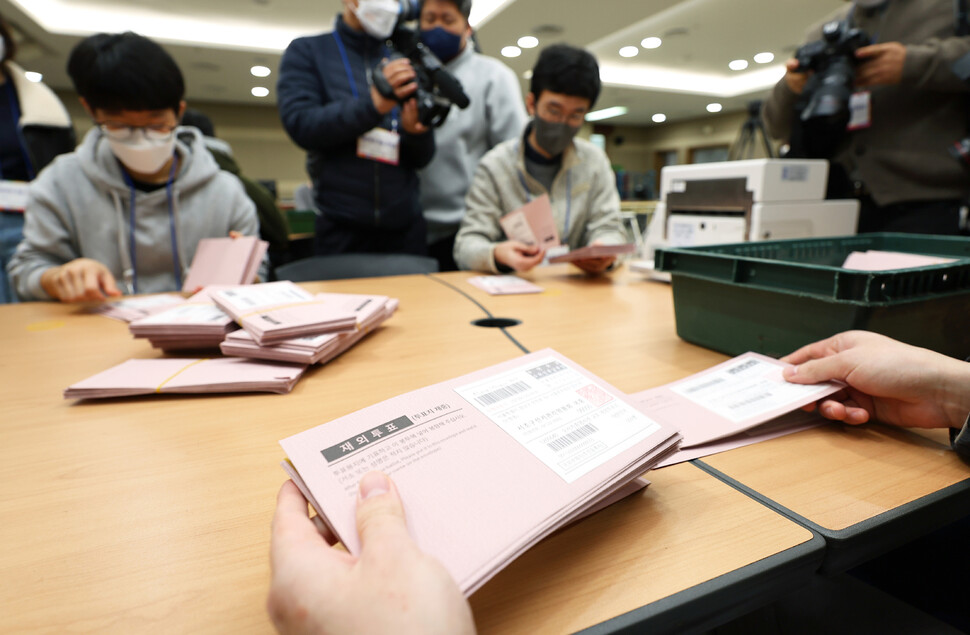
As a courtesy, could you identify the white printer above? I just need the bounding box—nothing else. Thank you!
[642,159,859,259]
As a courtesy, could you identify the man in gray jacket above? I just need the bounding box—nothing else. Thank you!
[416,0,527,270]
[9,32,257,302]
[762,0,970,234]
[454,44,625,274]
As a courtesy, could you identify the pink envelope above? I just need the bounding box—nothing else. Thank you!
[499,194,560,249]
[548,243,636,263]
[467,275,543,295]
[280,349,681,595]
[182,236,268,292]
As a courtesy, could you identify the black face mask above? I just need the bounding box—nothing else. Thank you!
[532,116,580,157]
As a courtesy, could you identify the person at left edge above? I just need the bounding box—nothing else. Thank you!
[277,0,435,258]
[0,14,75,304]
[7,32,258,303]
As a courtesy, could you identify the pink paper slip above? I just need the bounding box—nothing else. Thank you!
[90,294,186,322]
[182,236,268,292]
[548,243,636,263]
[628,352,841,467]
[841,250,956,271]
[211,281,358,345]
[499,194,560,249]
[467,275,543,295]
[64,357,306,399]
[280,349,681,595]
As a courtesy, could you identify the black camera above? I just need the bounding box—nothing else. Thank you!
[372,0,470,128]
[787,20,870,158]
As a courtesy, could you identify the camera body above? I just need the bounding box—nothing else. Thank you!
[786,20,870,158]
[372,0,470,128]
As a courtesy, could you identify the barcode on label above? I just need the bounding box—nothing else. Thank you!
[728,392,771,410]
[474,380,531,406]
[547,423,598,452]
[685,377,725,394]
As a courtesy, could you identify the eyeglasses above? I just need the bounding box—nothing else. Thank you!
[538,105,586,127]
[97,122,179,141]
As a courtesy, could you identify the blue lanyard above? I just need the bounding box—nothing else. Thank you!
[517,166,573,235]
[2,80,36,181]
[333,31,400,132]
[121,156,181,293]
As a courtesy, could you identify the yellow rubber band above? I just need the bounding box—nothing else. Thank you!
[155,358,209,393]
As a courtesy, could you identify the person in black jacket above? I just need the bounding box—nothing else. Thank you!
[277,0,435,257]
[0,14,75,303]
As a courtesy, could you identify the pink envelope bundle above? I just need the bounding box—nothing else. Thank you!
[128,299,237,351]
[220,293,398,364]
[211,281,359,345]
[280,349,681,595]
[64,357,306,399]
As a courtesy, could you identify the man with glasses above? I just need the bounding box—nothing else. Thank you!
[453,44,626,274]
[8,32,257,302]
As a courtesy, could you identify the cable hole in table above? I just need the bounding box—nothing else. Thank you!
[472,317,521,329]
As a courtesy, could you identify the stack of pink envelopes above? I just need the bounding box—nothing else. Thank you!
[129,289,237,351]
[64,357,305,399]
[220,294,398,364]
[211,281,359,345]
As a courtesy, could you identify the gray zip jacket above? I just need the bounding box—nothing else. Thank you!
[454,130,626,273]
[9,127,258,300]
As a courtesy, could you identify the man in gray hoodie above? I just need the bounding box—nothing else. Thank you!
[8,32,257,302]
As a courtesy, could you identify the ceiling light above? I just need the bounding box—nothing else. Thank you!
[24,71,43,83]
[251,86,270,97]
[523,69,533,79]
[251,65,271,77]
[585,106,628,122]
[641,37,662,49]
[517,36,538,49]
[619,46,639,58]
[468,0,517,28]
[729,59,748,71]
[598,62,786,97]
[706,103,723,113]
[753,52,774,64]
[501,46,522,58]
[652,113,667,123]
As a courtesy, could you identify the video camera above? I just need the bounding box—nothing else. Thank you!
[786,19,870,158]
[372,0,471,128]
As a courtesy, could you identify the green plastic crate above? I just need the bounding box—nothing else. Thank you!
[654,233,970,359]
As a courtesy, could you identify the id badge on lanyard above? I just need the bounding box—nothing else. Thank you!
[847,91,872,130]
[357,127,401,165]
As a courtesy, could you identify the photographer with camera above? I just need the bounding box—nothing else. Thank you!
[277,0,435,257]
[763,0,970,235]
[415,0,526,271]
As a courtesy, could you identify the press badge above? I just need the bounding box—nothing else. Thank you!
[847,91,871,130]
[357,128,400,165]
[0,180,30,211]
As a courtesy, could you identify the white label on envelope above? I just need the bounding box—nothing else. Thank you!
[138,303,229,324]
[218,283,312,310]
[357,128,400,165]
[0,180,30,211]
[847,91,871,130]
[669,356,832,423]
[454,356,662,483]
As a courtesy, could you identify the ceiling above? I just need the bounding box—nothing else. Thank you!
[1,0,846,126]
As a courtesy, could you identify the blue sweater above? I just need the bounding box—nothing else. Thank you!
[277,16,435,230]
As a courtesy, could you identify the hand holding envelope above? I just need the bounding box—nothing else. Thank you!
[497,195,559,272]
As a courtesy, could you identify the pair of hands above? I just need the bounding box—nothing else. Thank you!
[370,58,428,135]
[782,330,970,431]
[494,241,615,275]
[784,42,906,94]
[268,473,474,635]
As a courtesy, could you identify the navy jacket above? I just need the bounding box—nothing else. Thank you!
[277,16,435,230]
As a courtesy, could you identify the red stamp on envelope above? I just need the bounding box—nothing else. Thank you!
[577,384,613,407]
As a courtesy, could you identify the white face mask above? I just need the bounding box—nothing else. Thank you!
[107,130,177,175]
[354,0,400,40]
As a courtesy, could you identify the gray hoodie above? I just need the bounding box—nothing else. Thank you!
[9,126,258,300]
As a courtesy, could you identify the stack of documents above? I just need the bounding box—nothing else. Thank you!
[129,296,237,351]
[220,294,398,364]
[841,250,956,271]
[548,243,636,263]
[182,236,268,292]
[211,281,358,345]
[629,352,841,467]
[90,293,186,322]
[280,349,681,595]
[64,357,305,399]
